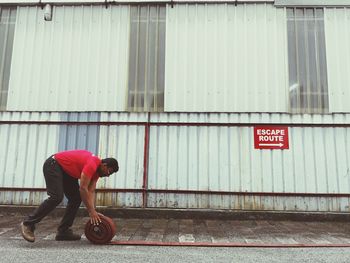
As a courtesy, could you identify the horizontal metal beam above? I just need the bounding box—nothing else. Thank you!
[1,120,350,127]
[275,0,350,7]
[0,0,274,5]
[1,187,350,197]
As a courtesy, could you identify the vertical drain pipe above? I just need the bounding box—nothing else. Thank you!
[142,112,151,208]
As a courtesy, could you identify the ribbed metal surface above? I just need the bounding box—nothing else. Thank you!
[7,5,129,111]
[148,125,350,194]
[0,7,16,111]
[150,112,350,124]
[147,194,350,211]
[0,123,59,188]
[165,3,288,112]
[58,112,101,153]
[275,0,350,6]
[325,7,350,112]
[1,112,350,211]
[0,112,146,206]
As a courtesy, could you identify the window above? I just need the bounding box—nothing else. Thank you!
[0,7,16,111]
[287,8,328,114]
[127,5,166,112]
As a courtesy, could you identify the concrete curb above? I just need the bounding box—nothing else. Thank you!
[1,205,350,221]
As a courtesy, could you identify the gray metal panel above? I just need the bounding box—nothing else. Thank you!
[0,7,16,111]
[97,124,145,190]
[147,193,350,211]
[147,125,350,194]
[165,3,288,112]
[58,112,101,153]
[325,8,350,112]
[0,0,275,3]
[150,112,350,124]
[0,123,59,188]
[1,111,350,211]
[7,5,129,111]
[95,192,142,207]
[275,0,350,7]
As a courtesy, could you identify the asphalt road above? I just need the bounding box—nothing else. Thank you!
[1,238,350,263]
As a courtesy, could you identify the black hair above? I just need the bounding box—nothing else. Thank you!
[101,158,119,173]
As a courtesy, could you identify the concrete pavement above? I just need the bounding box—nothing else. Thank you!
[1,206,350,246]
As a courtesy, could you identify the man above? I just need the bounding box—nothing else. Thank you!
[20,150,119,242]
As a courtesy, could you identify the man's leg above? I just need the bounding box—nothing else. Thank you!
[55,172,82,241]
[21,156,64,242]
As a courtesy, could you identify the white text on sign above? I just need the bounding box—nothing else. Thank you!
[256,129,285,142]
[254,126,289,150]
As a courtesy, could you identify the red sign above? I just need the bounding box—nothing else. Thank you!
[254,126,289,149]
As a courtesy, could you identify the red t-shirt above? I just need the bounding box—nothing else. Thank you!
[54,150,101,180]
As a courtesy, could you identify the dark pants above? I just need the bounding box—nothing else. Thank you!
[23,156,82,233]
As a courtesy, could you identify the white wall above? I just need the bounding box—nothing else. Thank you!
[7,5,129,111]
[325,7,350,112]
[165,3,288,112]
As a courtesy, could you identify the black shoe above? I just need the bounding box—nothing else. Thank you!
[55,229,81,241]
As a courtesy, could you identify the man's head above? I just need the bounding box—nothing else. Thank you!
[99,158,119,178]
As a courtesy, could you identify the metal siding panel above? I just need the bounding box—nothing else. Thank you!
[0,124,59,188]
[58,112,100,152]
[165,4,288,112]
[95,192,142,207]
[147,193,350,212]
[2,112,350,211]
[7,5,129,111]
[97,125,145,190]
[326,8,350,112]
[148,117,350,198]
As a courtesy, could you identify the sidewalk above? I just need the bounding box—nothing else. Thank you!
[1,206,350,246]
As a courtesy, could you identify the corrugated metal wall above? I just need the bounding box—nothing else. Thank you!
[165,3,288,112]
[148,113,350,195]
[0,7,16,111]
[7,3,290,113]
[148,125,350,193]
[5,4,350,113]
[7,5,129,111]
[325,7,350,112]
[0,112,146,207]
[1,112,350,211]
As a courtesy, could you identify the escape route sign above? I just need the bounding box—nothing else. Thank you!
[254,126,289,150]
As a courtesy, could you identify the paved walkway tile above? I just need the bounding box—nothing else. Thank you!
[1,213,350,245]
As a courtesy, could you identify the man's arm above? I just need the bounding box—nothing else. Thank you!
[79,173,101,225]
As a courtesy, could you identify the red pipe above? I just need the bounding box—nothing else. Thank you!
[1,120,350,128]
[142,113,151,208]
[109,240,350,248]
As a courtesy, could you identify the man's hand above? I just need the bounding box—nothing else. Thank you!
[89,210,102,225]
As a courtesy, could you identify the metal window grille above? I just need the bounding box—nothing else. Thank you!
[0,7,16,111]
[287,8,329,114]
[127,5,166,112]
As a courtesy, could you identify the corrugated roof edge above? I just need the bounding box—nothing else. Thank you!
[0,0,274,5]
[275,0,350,7]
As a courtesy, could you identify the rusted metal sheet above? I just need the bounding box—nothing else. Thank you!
[147,193,350,212]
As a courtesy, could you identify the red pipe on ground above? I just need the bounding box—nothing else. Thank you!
[108,240,350,248]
